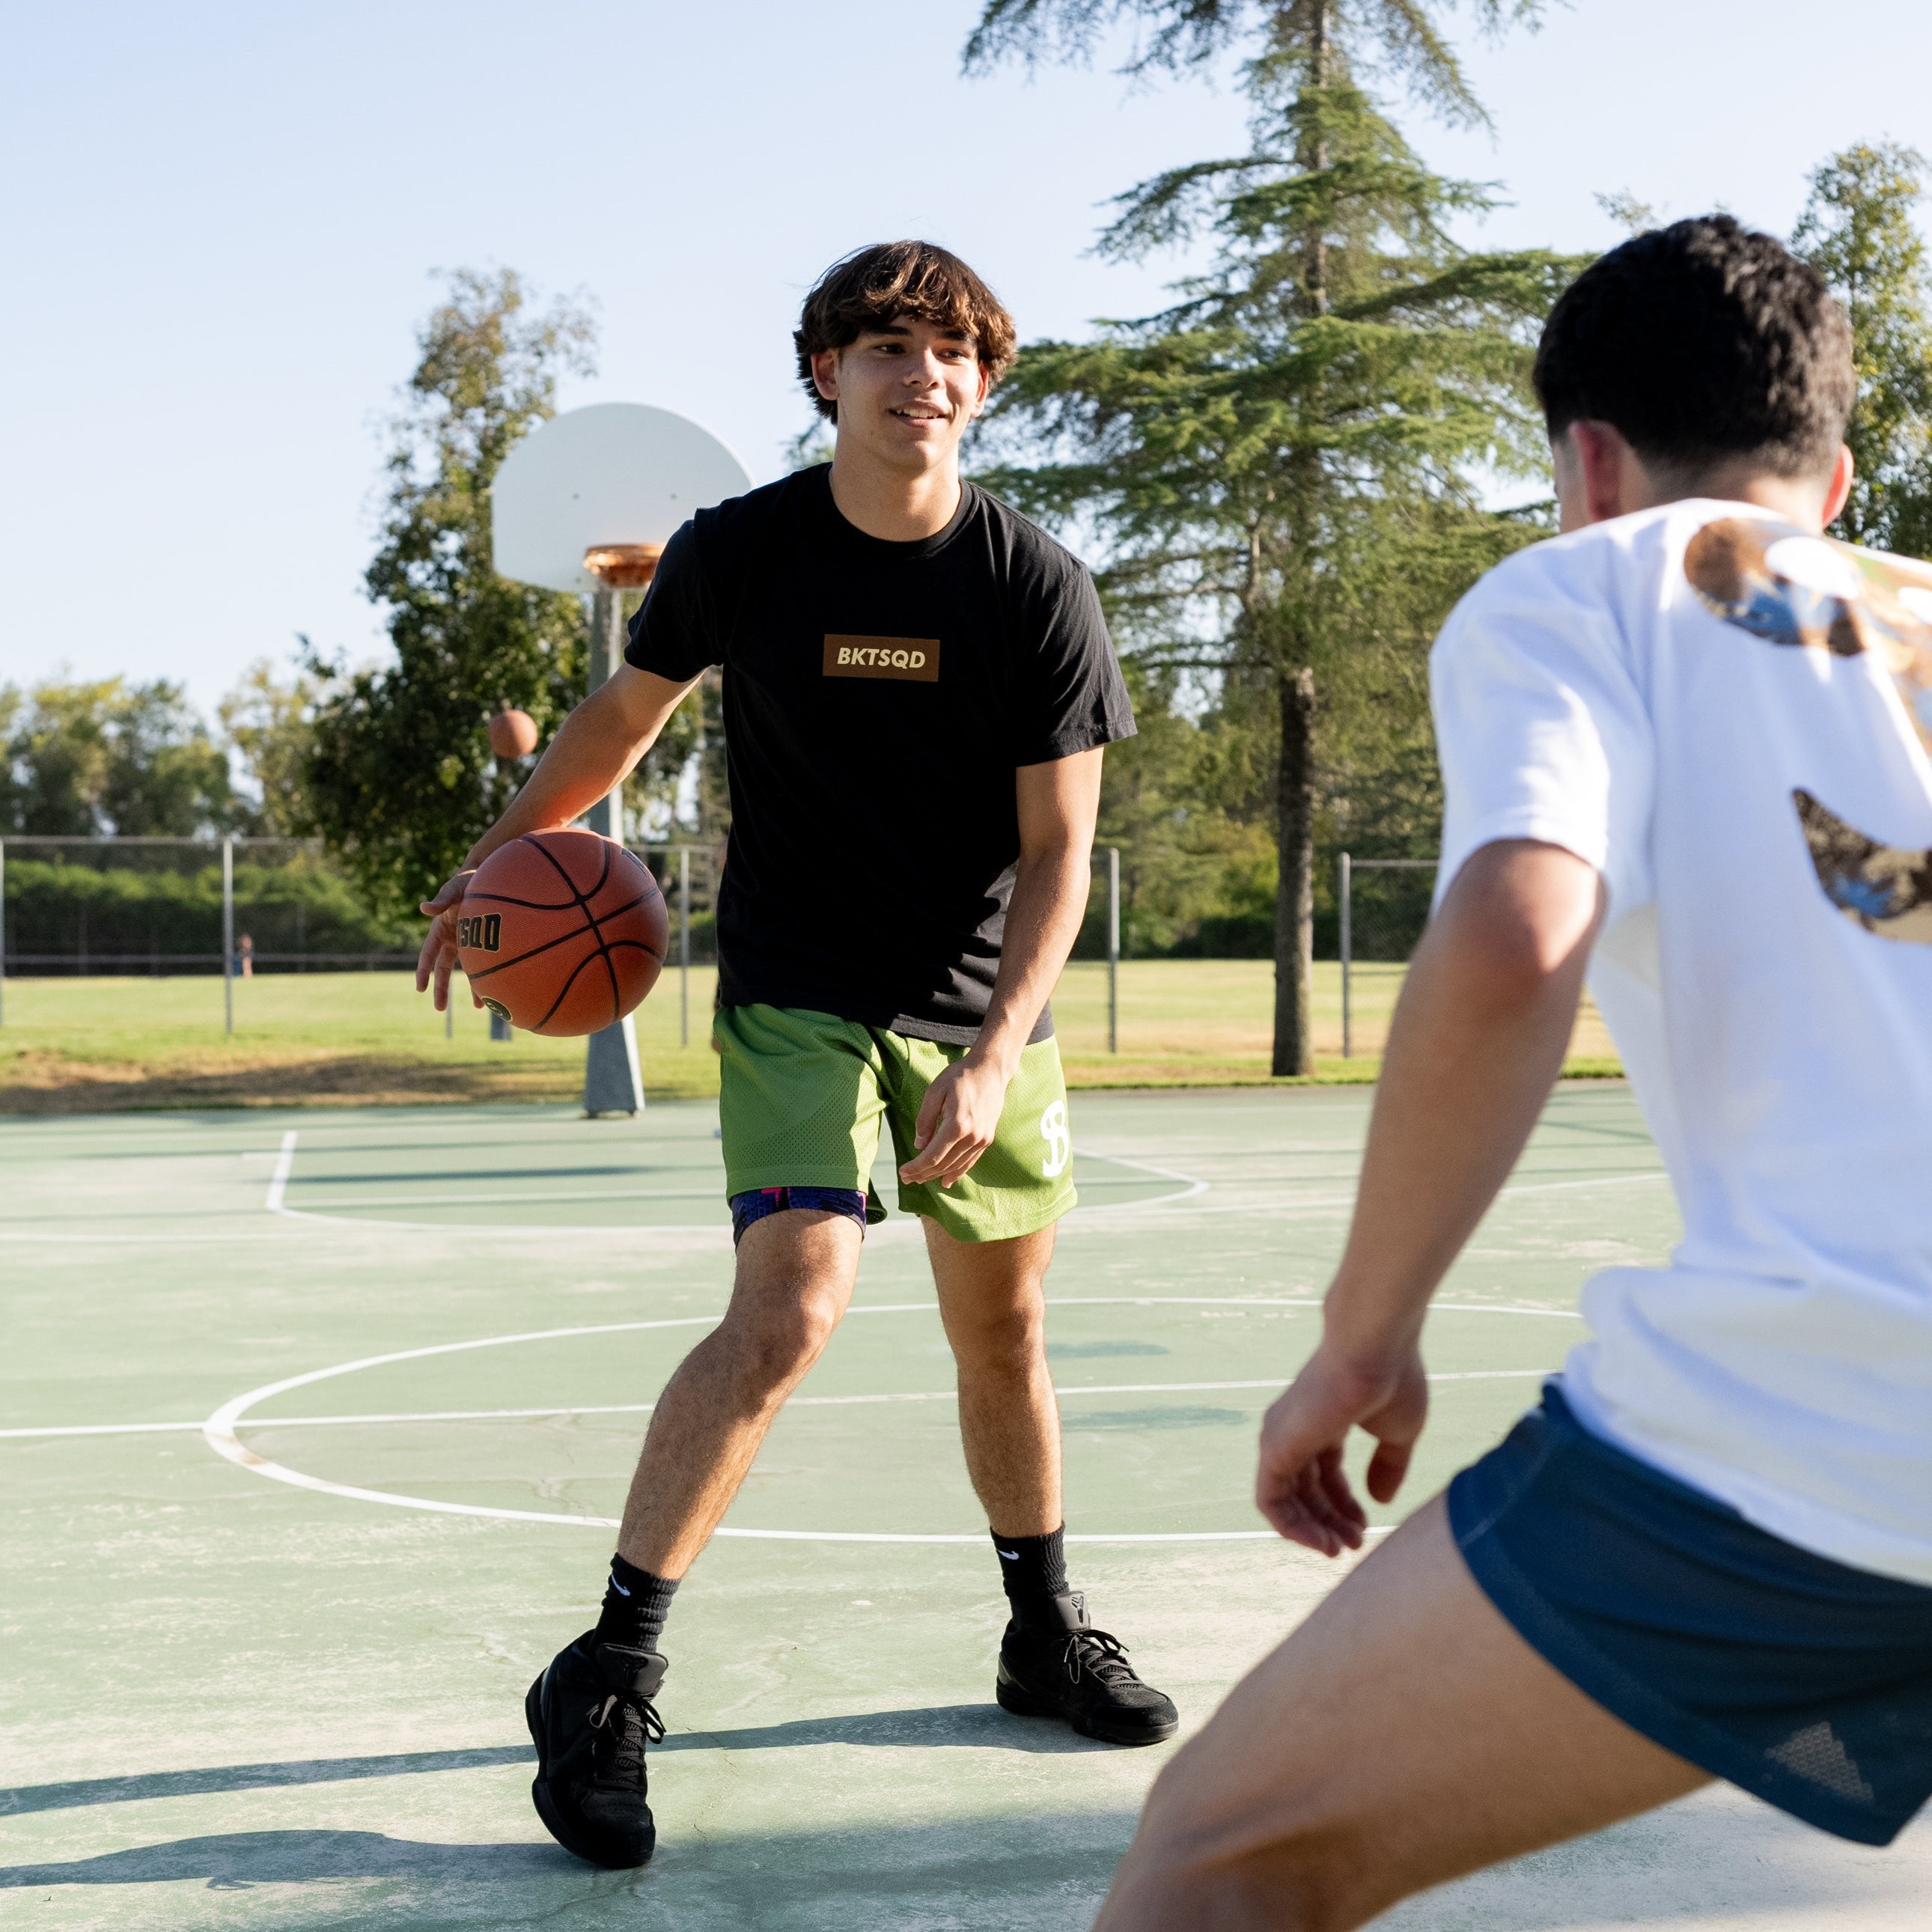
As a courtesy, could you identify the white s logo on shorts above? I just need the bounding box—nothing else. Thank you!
[1040,1100,1070,1179]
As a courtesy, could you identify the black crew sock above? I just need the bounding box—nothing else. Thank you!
[992,1526,1069,1620]
[595,1552,678,1651]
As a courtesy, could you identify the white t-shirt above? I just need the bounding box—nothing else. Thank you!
[1432,500,1932,1586]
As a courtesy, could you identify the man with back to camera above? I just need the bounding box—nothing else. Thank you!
[415,240,1177,1871]
[1091,217,1932,1928]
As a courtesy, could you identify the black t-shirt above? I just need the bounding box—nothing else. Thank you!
[625,464,1135,1042]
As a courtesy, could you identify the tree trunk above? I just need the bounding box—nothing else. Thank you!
[1271,664,1316,1076]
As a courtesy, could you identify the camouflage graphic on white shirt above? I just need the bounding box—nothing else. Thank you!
[1686,518,1932,944]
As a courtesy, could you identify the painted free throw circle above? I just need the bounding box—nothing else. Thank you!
[201,1298,1579,1544]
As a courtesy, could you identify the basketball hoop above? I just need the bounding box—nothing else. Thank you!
[493,402,750,596]
[582,543,664,590]
[490,402,752,1118]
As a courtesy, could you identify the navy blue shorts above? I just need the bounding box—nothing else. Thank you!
[1448,1384,1932,1845]
[728,1185,868,1246]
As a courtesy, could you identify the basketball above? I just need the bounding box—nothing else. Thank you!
[457,829,668,1035]
[488,708,540,760]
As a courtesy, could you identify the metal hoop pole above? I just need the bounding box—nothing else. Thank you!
[679,846,690,1048]
[1107,846,1120,1055]
[1339,851,1352,1061]
[222,836,235,1037]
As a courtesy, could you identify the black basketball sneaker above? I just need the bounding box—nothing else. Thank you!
[996,1592,1178,1746]
[525,1632,667,1869]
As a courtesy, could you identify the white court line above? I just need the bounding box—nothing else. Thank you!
[4,1142,1658,1244]
[1075,1166,1669,1221]
[1067,1146,1210,1210]
[1,1419,213,1439]
[194,1299,1574,1544]
[2,1365,1557,1442]
[264,1130,297,1216]
[1503,1168,1669,1198]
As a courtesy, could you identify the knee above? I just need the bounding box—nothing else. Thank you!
[949,1300,1046,1377]
[1122,1763,1367,1932]
[719,1291,841,1398]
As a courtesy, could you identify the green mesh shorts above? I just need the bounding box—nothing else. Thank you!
[714,1003,1077,1243]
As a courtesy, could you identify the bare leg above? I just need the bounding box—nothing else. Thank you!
[924,1219,1061,1538]
[1092,1494,1710,1932]
[616,1209,862,1578]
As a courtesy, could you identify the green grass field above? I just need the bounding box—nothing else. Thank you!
[0,960,1618,1112]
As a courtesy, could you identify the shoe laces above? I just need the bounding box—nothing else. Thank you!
[586,1686,665,1786]
[1061,1627,1140,1689]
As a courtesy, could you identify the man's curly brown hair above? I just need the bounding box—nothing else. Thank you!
[794,241,1017,424]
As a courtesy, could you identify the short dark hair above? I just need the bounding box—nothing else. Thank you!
[794,241,1017,424]
[1534,216,1855,481]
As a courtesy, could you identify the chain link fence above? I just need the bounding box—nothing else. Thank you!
[0,837,1121,1046]
[0,835,727,1040]
[0,837,411,975]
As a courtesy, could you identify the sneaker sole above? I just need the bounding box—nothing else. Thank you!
[996,1671,1179,1747]
[525,1667,658,1870]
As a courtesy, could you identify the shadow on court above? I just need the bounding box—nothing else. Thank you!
[4,1806,1913,1932]
[0,1706,1102,1819]
[0,1814,1139,1921]
[663,1701,1108,1756]
[0,1747,537,1817]
[293,1165,665,1186]
[0,1830,567,1889]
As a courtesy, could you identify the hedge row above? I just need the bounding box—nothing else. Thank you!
[2,859,415,964]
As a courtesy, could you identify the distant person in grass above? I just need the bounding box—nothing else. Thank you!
[1093,218,1932,1928]
[415,240,1174,1873]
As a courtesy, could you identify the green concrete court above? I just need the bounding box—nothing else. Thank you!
[2,1087,1925,1928]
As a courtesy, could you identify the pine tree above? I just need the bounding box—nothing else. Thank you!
[967,0,1572,1072]
[1794,141,1932,559]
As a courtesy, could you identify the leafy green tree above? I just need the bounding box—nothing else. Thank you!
[0,676,231,835]
[1794,141,1932,558]
[219,659,319,837]
[967,0,1571,1070]
[302,269,596,916]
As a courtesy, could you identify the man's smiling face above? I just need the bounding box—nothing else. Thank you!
[811,316,991,477]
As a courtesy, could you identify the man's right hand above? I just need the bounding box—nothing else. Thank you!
[1254,1337,1428,1557]
[415,869,477,1011]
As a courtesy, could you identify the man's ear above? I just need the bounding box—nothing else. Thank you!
[967,359,993,421]
[811,347,841,407]
[1567,420,1642,525]
[1823,443,1855,527]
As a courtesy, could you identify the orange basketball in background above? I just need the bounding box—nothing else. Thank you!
[457,830,667,1036]
[488,708,539,759]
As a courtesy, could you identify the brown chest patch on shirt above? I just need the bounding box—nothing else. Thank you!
[823,635,940,682]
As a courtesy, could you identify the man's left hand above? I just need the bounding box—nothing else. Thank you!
[899,1055,1011,1189]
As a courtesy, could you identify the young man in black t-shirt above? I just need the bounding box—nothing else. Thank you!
[417,241,1176,1871]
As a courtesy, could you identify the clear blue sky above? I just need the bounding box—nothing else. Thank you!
[3,0,1927,715]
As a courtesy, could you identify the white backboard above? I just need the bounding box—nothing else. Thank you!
[493,402,753,594]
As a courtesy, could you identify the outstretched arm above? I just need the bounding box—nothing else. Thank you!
[898,746,1103,1188]
[415,665,699,1008]
[1256,838,1605,1552]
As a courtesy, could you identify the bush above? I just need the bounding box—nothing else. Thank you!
[1165,912,1275,958]
[3,858,415,971]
